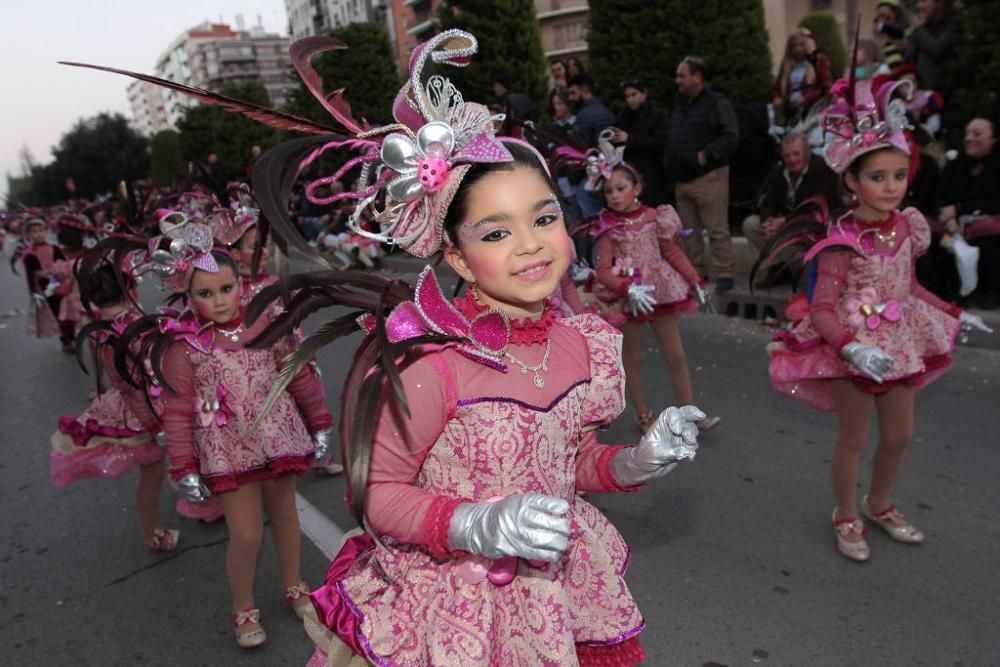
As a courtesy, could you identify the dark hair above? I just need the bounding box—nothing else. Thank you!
[57,226,85,251]
[566,56,585,76]
[567,74,595,92]
[845,146,908,191]
[189,249,239,288]
[443,141,558,245]
[84,262,133,309]
[620,78,646,93]
[876,1,911,30]
[547,88,572,119]
[680,55,707,79]
[608,164,644,191]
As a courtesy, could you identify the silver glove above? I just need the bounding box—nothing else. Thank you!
[312,427,333,460]
[611,405,705,486]
[840,341,894,383]
[694,285,716,313]
[448,493,571,563]
[177,473,211,503]
[626,283,656,315]
[31,292,47,304]
[959,311,993,334]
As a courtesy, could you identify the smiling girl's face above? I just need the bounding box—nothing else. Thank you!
[444,166,572,320]
[189,264,241,324]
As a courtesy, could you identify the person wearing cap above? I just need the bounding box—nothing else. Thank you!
[609,79,668,206]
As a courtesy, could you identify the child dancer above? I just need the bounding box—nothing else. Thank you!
[766,76,992,561]
[126,214,333,647]
[17,217,64,343]
[50,259,179,552]
[47,216,92,353]
[248,32,704,666]
[589,161,721,433]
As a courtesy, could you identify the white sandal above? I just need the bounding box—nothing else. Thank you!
[832,509,870,562]
[232,607,267,648]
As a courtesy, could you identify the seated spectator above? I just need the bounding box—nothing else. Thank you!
[855,38,887,80]
[742,132,840,284]
[610,79,668,206]
[938,117,1000,309]
[493,75,535,123]
[772,29,833,127]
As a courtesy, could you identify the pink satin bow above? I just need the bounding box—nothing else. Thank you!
[845,287,901,330]
[160,311,215,352]
[359,267,509,371]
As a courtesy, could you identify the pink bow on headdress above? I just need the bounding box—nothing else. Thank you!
[211,184,260,246]
[358,266,509,371]
[554,127,628,192]
[134,210,220,294]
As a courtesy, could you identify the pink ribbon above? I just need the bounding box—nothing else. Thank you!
[845,287,901,330]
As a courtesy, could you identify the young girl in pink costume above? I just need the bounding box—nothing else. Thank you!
[125,214,334,647]
[237,31,703,667]
[589,161,721,433]
[17,217,64,341]
[50,259,180,552]
[766,76,993,561]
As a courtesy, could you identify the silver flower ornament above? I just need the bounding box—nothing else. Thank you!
[381,121,456,202]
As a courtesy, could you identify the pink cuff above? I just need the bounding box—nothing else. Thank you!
[420,495,467,560]
[946,304,962,318]
[597,445,643,493]
[307,413,334,432]
[832,333,857,353]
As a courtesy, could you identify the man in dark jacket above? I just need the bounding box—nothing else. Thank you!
[666,56,740,293]
[742,132,841,260]
[567,74,615,218]
[610,79,668,206]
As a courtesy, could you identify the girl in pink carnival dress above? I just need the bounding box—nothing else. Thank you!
[765,76,993,562]
[210,185,344,476]
[558,132,720,433]
[49,257,182,552]
[242,32,704,667]
[120,213,334,648]
[66,29,704,665]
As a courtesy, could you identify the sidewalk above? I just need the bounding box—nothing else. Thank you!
[374,245,1000,351]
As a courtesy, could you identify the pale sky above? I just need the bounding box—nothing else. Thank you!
[0,0,290,203]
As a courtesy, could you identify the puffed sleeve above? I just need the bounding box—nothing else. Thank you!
[560,314,639,492]
[655,205,703,286]
[364,350,465,559]
[901,207,931,256]
[160,342,199,479]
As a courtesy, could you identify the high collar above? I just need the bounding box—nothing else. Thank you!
[453,292,556,345]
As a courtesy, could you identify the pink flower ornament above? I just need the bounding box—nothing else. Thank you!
[845,287,901,330]
[196,384,234,428]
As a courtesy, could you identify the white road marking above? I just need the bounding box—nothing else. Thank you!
[295,492,344,560]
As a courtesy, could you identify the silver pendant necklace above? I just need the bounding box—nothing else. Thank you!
[504,339,551,389]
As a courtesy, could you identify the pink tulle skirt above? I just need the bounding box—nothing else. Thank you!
[50,441,163,487]
[175,497,224,522]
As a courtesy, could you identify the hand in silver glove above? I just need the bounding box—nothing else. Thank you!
[840,341,894,383]
[694,285,716,313]
[178,473,211,503]
[448,493,571,563]
[626,283,656,315]
[312,427,333,460]
[960,311,994,334]
[611,405,705,486]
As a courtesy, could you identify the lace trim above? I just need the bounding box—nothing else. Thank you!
[577,635,647,666]
[453,293,556,345]
[597,445,642,493]
[420,495,466,560]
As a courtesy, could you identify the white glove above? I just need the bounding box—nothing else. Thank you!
[31,292,47,304]
[44,280,60,297]
[177,473,211,503]
[626,283,656,315]
[959,311,993,334]
[312,427,333,460]
[448,493,571,563]
[840,341,894,383]
[611,405,705,486]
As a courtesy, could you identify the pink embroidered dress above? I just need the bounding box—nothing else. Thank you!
[307,273,648,667]
[769,208,961,411]
[240,271,277,307]
[51,310,163,486]
[159,306,331,493]
[47,257,83,328]
[590,204,701,326]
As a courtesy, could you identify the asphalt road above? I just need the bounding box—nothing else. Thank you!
[1,259,998,667]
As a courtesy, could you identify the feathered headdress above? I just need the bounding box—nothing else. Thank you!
[821,19,913,173]
[134,211,219,294]
[211,183,260,247]
[552,127,629,191]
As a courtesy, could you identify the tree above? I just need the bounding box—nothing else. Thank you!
[945,0,998,147]
[283,22,401,127]
[150,130,186,188]
[24,112,149,204]
[436,0,549,111]
[799,13,847,80]
[176,82,281,181]
[587,0,772,112]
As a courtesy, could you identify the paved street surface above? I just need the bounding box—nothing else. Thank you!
[1,260,998,667]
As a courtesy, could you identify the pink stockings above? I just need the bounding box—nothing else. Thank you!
[620,314,694,419]
[831,381,915,520]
